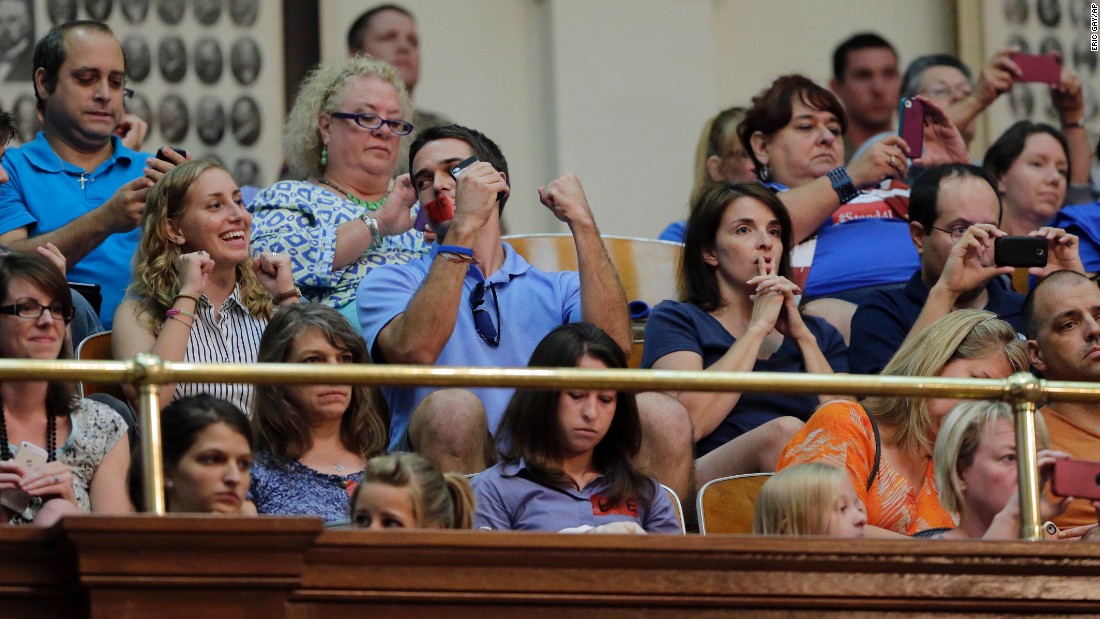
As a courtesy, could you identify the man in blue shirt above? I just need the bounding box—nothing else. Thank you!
[850,163,1082,374]
[358,124,633,473]
[0,21,180,327]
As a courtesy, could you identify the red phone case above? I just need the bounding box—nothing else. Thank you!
[1051,459,1100,500]
[1010,53,1061,84]
[898,98,924,159]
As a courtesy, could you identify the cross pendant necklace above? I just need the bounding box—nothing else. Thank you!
[78,174,88,190]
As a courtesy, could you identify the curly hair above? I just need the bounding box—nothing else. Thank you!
[283,55,411,179]
[251,303,387,462]
[127,160,273,331]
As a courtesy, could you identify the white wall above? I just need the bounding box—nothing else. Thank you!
[320,0,955,237]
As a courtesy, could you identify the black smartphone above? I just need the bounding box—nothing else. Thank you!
[156,146,188,162]
[449,156,479,179]
[994,236,1047,268]
[449,156,504,202]
[898,98,924,159]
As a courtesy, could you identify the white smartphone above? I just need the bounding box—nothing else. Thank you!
[0,442,48,515]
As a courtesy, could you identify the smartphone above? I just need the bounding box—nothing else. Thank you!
[412,201,432,232]
[0,442,49,516]
[898,98,924,159]
[1052,459,1100,500]
[155,146,188,162]
[449,155,505,202]
[994,236,1047,268]
[1010,53,1061,84]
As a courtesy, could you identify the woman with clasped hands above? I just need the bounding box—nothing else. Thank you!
[113,161,300,414]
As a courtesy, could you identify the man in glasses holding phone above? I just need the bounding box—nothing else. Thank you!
[357,124,632,474]
[849,164,1083,374]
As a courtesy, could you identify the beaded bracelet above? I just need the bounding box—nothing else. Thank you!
[167,314,194,328]
[167,308,196,319]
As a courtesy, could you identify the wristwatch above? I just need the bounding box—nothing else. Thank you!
[274,286,302,303]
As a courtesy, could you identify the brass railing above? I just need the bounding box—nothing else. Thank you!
[5,355,1097,540]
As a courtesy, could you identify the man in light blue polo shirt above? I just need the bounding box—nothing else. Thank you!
[0,21,180,327]
[357,124,633,473]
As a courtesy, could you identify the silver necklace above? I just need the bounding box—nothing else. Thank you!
[54,151,92,190]
[333,462,345,472]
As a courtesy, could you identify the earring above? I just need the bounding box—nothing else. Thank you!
[320,147,328,167]
[165,479,174,489]
[759,165,770,181]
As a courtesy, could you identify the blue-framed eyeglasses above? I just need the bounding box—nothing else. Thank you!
[331,112,415,135]
[469,282,500,347]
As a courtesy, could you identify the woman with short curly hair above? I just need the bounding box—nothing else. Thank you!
[249,55,428,323]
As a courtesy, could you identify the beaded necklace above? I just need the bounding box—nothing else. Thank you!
[320,177,386,212]
[0,407,57,463]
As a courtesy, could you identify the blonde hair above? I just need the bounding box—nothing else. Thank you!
[753,464,849,535]
[863,310,1028,455]
[691,106,748,199]
[934,401,1050,516]
[127,160,273,331]
[352,453,475,529]
[284,55,411,179]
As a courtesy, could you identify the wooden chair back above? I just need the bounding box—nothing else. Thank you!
[660,483,687,535]
[697,473,773,535]
[75,331,126,401]
[503,234,682,368]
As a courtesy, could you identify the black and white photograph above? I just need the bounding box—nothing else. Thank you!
[229,37,261,85]
[1038,34,1063,57]
[1036,0,1062,27]
[232,157,260,187]
[230,96,260,146]
[193,0,222,26]
[120,0,148,24]
[157,94,189,143]
[0,0,33,82]
[1072,33,1097,73]
[1069,0,1090,27]
[46,0,76,26]
[228,0,258,27]
[125,92,153,135]
[1005,33,1030,53]
[1003,0,1029,23]
[122,34,151,82]
[196,95,225,145]
[11,93,37,142]
[84,0,113,21]
[156,0,184,25]
[1008,82,1035,118]
[194,37,223,85]
[157,36,187,83]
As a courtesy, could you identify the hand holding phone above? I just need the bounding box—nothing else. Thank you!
[155,146,188,162]
[994,236,1047,268]
[898,98,925,159]
[1010,53,1061,84]
[1052,459,1100,500]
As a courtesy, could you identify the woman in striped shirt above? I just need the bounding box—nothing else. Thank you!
[113,160,300,413]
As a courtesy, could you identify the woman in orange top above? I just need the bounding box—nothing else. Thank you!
[778,309,1028,537]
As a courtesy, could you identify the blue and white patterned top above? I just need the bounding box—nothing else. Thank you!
[247,451,361,523]
[248,180,429,309]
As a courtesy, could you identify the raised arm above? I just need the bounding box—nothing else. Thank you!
[538,174,631,355]
[944,48,1020,142]
[375,162,507,365]
[1050,67,1092,190]
[779,136,910,243]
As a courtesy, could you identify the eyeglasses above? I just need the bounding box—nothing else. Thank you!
[0,300,74,324]
[469,282,500,347]
[922,83,973,101]
[931,225,970,243]
[331,112,414,135]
